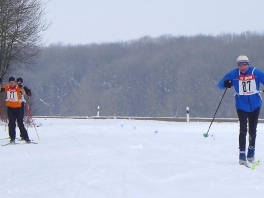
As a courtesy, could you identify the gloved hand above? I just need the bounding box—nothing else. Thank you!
[224,80,233,88]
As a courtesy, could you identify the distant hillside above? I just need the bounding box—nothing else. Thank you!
[15,32,264,118]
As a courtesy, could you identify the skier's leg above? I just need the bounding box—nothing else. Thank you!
[237,109,248,164]
[247,108,260,161]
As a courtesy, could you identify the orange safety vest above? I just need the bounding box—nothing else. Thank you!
[3,85,22,108]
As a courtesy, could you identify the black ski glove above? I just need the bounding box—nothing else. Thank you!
[224,80,233,88]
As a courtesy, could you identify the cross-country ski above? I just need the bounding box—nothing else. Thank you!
[1,140,38,146]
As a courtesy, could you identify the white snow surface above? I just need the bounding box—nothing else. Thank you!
[0,118,264,198]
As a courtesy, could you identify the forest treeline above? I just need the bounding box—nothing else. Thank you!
[14,32,264,118]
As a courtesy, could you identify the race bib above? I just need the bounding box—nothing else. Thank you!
[6,91,19,102]
[238,74,258,95]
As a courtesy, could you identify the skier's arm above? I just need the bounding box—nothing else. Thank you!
[23,86,32,96]
[18,84,26,95]
[254,68,264,86]
[218,70,234,90]
[20,88,26,95]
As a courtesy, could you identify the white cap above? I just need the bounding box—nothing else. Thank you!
[237,55,249,63]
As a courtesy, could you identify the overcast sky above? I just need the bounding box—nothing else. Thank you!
[44,0,264,45]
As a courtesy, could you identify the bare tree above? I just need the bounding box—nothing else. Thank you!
[0,0,48,79]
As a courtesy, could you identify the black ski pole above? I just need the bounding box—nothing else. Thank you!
[203,88,228,138]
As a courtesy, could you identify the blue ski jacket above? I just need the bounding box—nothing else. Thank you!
[218,66,264,112]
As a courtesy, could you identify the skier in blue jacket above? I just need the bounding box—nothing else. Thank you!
[218,55,264,166]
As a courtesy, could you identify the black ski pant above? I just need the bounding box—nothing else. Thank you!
[237,108,260,151]
[15,102,25,138]
[21,102,25,119]
[7,106,29,141]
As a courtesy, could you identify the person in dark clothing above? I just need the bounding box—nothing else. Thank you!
[16,77,32,139]
[0,76,31,143]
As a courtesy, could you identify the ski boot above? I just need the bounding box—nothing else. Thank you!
[239,151,247,165]
[247,147,255,163]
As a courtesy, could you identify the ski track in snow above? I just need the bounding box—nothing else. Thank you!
[0,118,263,198]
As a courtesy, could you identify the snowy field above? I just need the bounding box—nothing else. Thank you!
[0,118,264,198]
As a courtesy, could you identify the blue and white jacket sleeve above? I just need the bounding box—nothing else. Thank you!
[255,68,264,86]
[217,70,235,90]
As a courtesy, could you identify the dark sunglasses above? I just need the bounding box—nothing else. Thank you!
[237,62,249,66]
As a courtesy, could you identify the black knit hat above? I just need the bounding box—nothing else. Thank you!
[16,77,23,83]
[9,76,15,82]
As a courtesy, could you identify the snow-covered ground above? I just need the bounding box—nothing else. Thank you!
[0,118,263,198]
